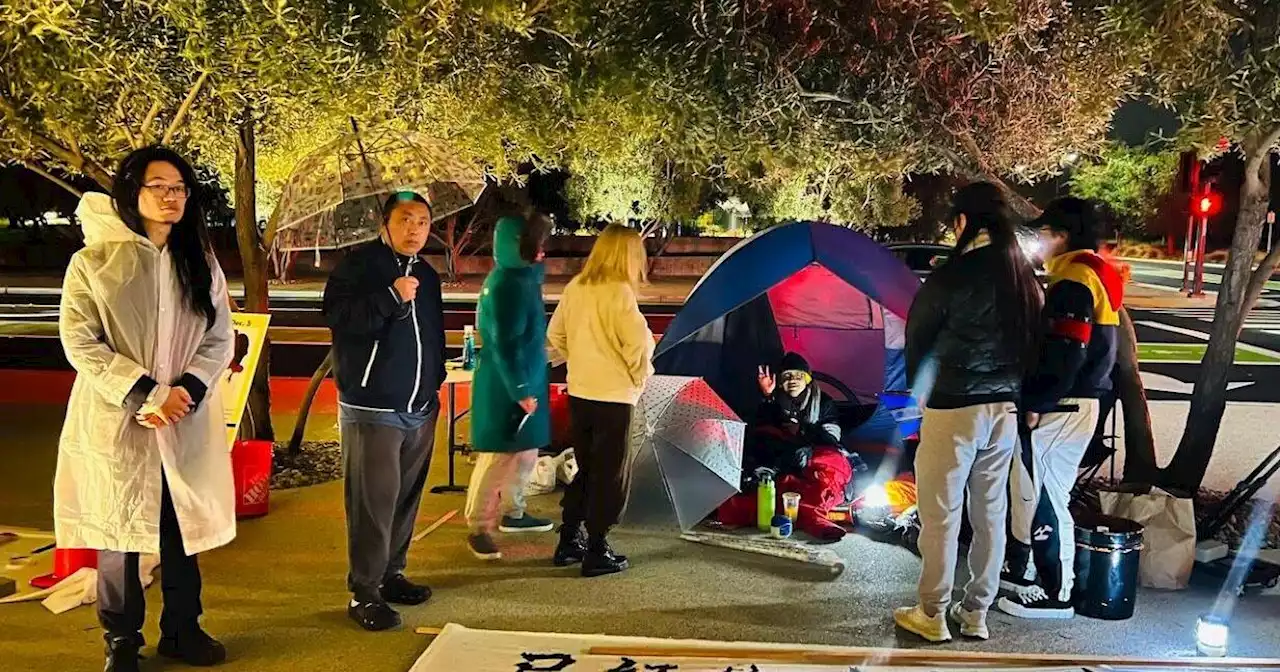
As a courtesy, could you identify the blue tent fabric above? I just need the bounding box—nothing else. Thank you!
[655,221,920,448]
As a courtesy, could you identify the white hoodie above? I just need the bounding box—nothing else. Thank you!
[55,193,237,555]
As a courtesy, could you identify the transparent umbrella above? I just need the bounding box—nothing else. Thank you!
[272,125,487,252]
[622,376,746,530]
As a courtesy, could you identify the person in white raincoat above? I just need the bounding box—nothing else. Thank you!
[55,147,235,671]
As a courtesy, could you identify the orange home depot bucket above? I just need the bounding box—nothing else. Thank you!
[29,547,98,589]
[232,440,273,519]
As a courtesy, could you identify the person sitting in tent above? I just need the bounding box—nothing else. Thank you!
[744,352,842,477]
[717,353,853,541]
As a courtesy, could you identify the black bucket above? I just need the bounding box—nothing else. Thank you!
[1072,513,1143,620]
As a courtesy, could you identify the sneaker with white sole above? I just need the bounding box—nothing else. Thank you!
[467,533,502,561]
[996,584,1074,619]
[892,605,952,643]
[1000,560,1037,594]
[499,513,555,533]
[947,603,990,640]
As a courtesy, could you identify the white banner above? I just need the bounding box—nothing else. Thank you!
[411,624,1086,672]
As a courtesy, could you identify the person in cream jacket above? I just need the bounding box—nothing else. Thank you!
[547,224,654,577]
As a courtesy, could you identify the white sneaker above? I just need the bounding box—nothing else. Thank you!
[948,603,990,640]
[893,605,952,643]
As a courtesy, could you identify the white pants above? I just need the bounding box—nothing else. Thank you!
[465,449,538,534]
[915,402,1019,615]
[1009,399,1100,602]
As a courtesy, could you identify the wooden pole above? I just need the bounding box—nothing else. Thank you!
[586,644,1280,669]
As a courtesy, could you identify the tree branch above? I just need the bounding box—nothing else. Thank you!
[17,159,83,198]
[139,100,163,144]
[161,71,210,145]
[799,89,857,105]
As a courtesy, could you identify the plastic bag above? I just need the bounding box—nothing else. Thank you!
[1100,486,1195,590]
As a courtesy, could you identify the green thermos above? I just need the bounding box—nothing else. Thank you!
[756,468,776,532]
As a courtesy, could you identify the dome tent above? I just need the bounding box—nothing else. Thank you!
[654,221,921,447]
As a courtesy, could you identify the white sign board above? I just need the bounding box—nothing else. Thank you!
[412,624,1086,672]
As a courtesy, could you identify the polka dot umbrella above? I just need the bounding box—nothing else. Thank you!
[622,375,746,530]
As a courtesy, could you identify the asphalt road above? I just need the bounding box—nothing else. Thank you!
[1125,256,1280,300]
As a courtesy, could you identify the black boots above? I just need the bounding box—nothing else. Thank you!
[553,525,587,567]
[104,635,142,672]
[157,626,227,666]
[581,535,629,578]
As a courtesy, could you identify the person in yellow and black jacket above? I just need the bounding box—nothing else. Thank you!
[998,198,1124,620]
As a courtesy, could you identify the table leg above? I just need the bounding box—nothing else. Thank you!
[431,381,467,494]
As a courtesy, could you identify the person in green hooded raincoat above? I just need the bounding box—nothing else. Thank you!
[464,213,555,560]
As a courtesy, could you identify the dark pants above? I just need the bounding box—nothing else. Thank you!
[342,413,437,603]
[561,397,633,537]
[98,475,202,640]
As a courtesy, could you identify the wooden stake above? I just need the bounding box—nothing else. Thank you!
[586,644,1280,669]
[412,510,459,542]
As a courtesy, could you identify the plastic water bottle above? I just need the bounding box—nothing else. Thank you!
[462,325,476,371]
[756,468,776,532]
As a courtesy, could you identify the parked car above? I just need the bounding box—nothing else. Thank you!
[888,230,1045,281]
[886,243,951,278]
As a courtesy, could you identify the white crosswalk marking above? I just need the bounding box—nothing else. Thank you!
[1147,307,1280,333]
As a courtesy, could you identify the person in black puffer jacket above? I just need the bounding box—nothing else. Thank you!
[894,183,1043,644]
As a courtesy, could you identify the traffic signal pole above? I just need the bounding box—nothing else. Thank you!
[1191,214,1209,298]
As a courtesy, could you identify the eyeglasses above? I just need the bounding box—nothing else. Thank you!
[143,184,191,199]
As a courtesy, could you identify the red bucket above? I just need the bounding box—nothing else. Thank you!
[30,547,97,589]
[232,440,273,519]
[549,384,572,451]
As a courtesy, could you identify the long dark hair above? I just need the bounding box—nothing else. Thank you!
[947,182,1043,366]
[112,146,217,330]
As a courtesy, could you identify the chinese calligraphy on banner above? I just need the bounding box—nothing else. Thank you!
[411,624,1085,672]
[221,313,270,444]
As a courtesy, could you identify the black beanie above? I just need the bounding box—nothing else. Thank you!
[779,352,811,374]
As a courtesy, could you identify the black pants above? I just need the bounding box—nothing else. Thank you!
[98,475,202,640]
[341,413,437,603]
[562,397,633,537]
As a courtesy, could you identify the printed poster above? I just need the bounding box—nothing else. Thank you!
[222,313,270,444]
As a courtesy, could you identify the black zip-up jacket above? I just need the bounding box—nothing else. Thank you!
[323,241,447,415]
[905,244,1025,409]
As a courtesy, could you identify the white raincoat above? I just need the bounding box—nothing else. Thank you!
[54,193,236,556]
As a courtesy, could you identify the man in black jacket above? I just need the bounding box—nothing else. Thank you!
[745,352,842,480]
[998,198,1124,620]
[323,192,447,632]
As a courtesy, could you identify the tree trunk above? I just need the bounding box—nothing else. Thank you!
[235,113,274,442]
[1115,307,1158,483]
[287,350,332,455]
[1164,131,1276,491]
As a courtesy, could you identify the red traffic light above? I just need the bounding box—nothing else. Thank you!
[1194,191,1222,217]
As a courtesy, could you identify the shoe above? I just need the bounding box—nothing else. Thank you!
[499,513,555,533]
[892,605,952,643]
[1000,568,1038,594]
[380,573,432,606]
[553,525,588,567]
[467,533,502,561]
[104,635,143,672]
[997,584,1074,619]
[581,537,629,577]
[347,600,402,632]
[157,626,227,666]
[947,603,990,640]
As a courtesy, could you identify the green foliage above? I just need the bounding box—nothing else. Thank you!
[1069,144,1178,238]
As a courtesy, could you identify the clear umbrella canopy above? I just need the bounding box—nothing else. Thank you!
[272,127,487,252]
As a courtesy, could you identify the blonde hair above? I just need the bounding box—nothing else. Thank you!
[577,224,648,290]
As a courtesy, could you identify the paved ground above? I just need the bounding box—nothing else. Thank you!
[4,426,1280,672]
